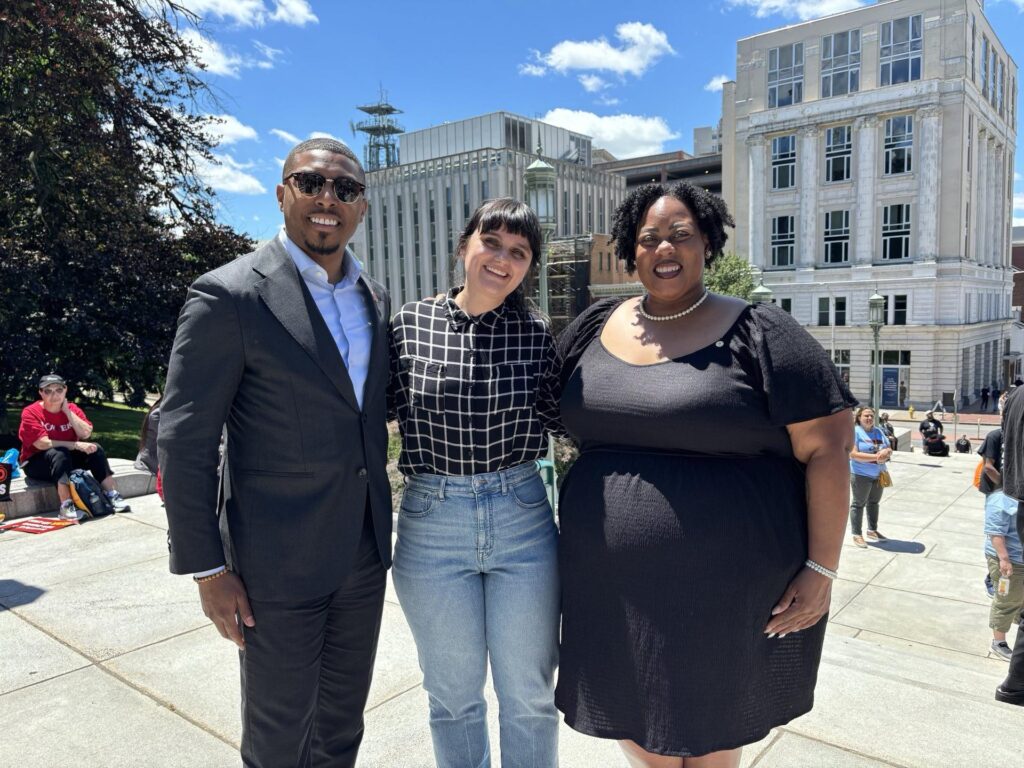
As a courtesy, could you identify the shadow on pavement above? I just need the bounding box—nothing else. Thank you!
[870,539,927,554]
[0,581,45,608]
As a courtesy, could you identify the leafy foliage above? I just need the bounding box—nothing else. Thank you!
[705,252,756,301]
[0,0,253,428]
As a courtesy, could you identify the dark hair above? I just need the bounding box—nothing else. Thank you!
[609,182,735,273]
[456,198,543,317]
[854,406,875,425]
[282,138,362,180]
[138,395,163,454]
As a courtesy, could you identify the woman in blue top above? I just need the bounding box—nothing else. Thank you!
[849,407,893,548]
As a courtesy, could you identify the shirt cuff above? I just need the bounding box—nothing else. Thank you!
[192,565,226,579]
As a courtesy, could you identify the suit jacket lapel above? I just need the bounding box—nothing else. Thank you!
[359,273,388,403]
[253,240,360,412]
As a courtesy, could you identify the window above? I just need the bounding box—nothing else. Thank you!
[823,210,850,264]
[780,298,792,314]
[883,115,913,175]
[989,47,998,106]
[882,204,911,260]
[480,178,489,201]
[893,294,907,325]
[429,190,438,293]
[463,182,470,220]
[821,30,860,98]
[412,196,421,299]
[771,215,795,267]
[880,15,922,86]
[967,114,973,172]
[835,297,847,326]
[575,191,582,233]
[970,15,976,83]
[818,297,830,326]
[771,135,797,190]
[832,350,850,385]
[768,43,803,107]
[824,126,852,182]
[445,186,453,256]
[562,190,569,235]
[599,195,606,232]
[997,59,1005,116]
[367,211,375,271]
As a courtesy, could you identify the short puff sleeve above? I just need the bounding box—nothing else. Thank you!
[749,302,857,427]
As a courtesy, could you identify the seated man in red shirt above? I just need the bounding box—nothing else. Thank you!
[18,374,130,519]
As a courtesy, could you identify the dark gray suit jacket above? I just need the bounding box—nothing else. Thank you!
[158,238,392,602]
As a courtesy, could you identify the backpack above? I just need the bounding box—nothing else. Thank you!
[68,469,115,518]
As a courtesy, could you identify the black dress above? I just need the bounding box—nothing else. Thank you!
[554,300,856,757]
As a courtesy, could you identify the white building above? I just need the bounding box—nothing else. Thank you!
[693,122,723,156]
[357,112,625,307]
[722,0,1017,409]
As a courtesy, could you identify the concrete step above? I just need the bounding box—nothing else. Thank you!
[2,458,156,520]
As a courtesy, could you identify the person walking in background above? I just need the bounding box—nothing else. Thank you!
[849,407,892,548]
[552,182,854,768]
[996,386,1024,705]
[981,386,991,412]
[19,374,131,519]
[979,395,1024,660]
[159,137,393,767]
[388,199,561,768]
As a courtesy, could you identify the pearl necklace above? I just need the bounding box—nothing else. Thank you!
[638,290,709,322]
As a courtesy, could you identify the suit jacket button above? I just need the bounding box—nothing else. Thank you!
[357,468,368,478]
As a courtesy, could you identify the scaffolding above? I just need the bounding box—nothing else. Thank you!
[351,89,403,171]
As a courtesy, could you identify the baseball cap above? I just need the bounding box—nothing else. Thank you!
[38,374,66,388]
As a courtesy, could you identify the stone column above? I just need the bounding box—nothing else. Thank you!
[915,107,942,261]
[993,143,1005,267]
[747,135,767,270]
[853,116,878,265]
[974,129,988,265]
[799,125,820,267]
[985,136,997,266]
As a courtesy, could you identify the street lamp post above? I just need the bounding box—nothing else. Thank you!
[750,278,773,304]
[868,291,886,413]
[523,143,558,511]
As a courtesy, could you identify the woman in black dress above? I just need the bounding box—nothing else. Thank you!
[553,182,856,767]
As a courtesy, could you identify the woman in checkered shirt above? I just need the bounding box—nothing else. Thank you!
[387,198,563,767]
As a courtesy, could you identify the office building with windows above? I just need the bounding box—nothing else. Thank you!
[356,112,625,308]
[722,0,1017,408]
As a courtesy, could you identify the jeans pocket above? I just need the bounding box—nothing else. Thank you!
[510,474,549,509]
[400,487,436,518]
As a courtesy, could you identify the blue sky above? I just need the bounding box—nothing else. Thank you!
[177,0,1024,240]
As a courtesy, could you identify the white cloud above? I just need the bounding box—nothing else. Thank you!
[182,28,243,77]
[196,153,266,195]
[725,0,866,20]
[541,108,679,158]
[1013,192,1024,213]
[274,156,286,168]
[597,94,621,106]
[1016,171,1023,183]
[270,128,300,144]
[518,62,547,77]
[252,40,283,68]
[704,74,730,92]
[578,74,609,92]
[204,114,258,145]
[527,22,674,78]
[176,0,316,26]
[309,131,346,142]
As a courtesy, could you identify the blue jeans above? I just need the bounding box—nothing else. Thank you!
[393,462,560,768]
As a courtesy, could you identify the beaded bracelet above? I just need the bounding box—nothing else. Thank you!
[804,558,838,580]
[194,569,230,584]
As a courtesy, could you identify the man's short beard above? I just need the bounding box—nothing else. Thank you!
[303,238,340,257]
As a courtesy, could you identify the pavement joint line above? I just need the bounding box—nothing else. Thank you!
[744,729,783,767]
[825,620,1002,665]
[0,552,169,600]
[839,581,997,611]
[364,680,425,713]
[117,513,171,532]
[770,728,913,768]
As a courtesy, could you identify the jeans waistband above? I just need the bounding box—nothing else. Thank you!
[405,461,540,499]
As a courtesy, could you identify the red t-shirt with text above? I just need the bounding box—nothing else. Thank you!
[18,402,92,461]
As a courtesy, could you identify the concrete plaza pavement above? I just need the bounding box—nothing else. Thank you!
[1,450,1022,767]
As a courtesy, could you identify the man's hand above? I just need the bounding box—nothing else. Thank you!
[999,557,1014,578]
[198,572,255,649]
[75,441,98,454]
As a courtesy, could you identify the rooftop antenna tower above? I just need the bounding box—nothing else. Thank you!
[351,87,403,171]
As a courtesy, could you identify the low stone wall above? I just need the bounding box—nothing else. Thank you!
[2,458,157,520]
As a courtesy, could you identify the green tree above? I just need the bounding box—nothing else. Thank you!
[0,0,253,427]
[705,252,756,301]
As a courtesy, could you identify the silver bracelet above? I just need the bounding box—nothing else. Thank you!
[804,558,838,580]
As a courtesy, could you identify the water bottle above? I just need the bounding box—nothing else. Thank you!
[998,576,1010,597]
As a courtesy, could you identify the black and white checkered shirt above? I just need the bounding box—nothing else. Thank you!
[388,289,561,476]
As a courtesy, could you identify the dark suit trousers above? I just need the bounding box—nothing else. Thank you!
[240,509,386,768]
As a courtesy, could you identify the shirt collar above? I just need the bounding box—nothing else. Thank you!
[279,228,362,288]
[443,286,507,332]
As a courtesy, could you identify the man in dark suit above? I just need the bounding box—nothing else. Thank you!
[159,137,392,766]
[998,385,1024,706]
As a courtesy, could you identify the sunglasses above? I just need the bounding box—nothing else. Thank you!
[42,387,66,395]
[285,172,365,203]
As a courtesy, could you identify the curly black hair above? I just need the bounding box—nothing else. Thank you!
[609,182,735,273]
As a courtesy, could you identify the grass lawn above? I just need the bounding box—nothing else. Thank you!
[80,402,149,460]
